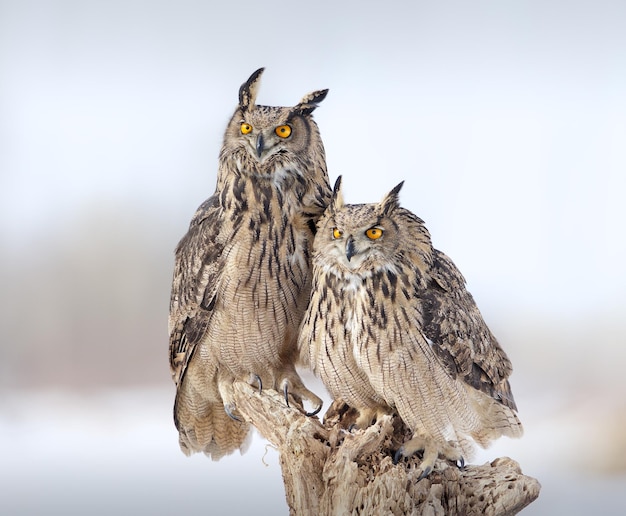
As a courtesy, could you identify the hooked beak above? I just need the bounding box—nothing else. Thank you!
[256,133,264,158]
[345,236,356,262]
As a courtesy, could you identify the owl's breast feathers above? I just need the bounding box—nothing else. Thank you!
[217,145,330,215]
[313,252,518,414]
[170,170,329,386]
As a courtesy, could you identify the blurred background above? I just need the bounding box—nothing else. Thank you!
[1,1,625,514]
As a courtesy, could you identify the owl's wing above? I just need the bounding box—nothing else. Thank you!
[422,249,517,411]
[169,194,224,386]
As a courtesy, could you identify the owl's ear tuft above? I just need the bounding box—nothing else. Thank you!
[379,181,404,216]
[239,68,265,112]
[329,176,345,214]
[294,89,329,116]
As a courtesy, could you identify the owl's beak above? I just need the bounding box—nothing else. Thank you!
[345,236,356,262]
[256,133,264,158]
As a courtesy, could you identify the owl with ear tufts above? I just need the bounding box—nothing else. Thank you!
[299,176,523,478]
[169,68,331,459]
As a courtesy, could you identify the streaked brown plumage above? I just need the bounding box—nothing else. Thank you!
[169,68,331,459]
[299,177,523,477]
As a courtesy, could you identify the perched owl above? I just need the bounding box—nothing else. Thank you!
[169,68,331,459]
[300,177,523,478]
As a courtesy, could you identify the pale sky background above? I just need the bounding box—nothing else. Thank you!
[1,1,625,514]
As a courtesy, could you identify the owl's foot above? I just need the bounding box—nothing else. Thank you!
[393,434,463,480]
[281,377,323,417]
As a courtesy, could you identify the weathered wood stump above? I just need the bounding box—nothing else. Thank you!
[233,381,541,515]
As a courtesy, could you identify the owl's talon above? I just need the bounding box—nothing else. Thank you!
[283,385,321,416]
[393,447,405,465]
[224,403,242,422]
[305,402,322,417]
[283,382,291,408]
[457,456,465,469]
[252,374,262,394]
[394,443,433,479]
[280,377,323,417]
[417,465,432,481]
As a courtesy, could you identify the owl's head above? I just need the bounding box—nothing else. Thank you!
[221,68,328,178]
[315,176,433,276]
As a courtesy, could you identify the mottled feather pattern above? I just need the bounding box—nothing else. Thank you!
[300,178,522,472]
[423,248,518,411]
[170,69,522,473]
[169,69,330,458]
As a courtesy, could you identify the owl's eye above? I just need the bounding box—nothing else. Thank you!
[275,125,292,138]
[241,123,253,134]
[332,227,343,239]
[365,227,383,240]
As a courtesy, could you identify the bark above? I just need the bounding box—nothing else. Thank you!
[232,382,541,515]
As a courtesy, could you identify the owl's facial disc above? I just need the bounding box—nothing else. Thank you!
[249,128,288,163]
[329,221,388,272]
[240,115,293,163]
[341,239,371,270]
[329,231,366,270]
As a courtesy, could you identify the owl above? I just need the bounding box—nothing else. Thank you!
[169,68,331,459]
[299,177,523,478]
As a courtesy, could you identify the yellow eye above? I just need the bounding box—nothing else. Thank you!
[241,123,253,134]
[332,227,342,239]
[275,125,292,138]
[365,227,383,240]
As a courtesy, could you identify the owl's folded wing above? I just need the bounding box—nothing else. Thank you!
[421,249,518,411]
[169,194,225,386]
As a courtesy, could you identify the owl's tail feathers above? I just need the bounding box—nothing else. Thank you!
[470,391,524,449]
[174,390,252,461]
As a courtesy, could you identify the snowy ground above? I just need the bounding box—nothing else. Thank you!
[1,386,624,515]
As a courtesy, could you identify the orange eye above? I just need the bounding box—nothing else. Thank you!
[241,123,253,134]
[275,125,292,138]
[332,228,342,239]
[365,227,383,240]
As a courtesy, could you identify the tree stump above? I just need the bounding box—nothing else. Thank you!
[232,382,541,515]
